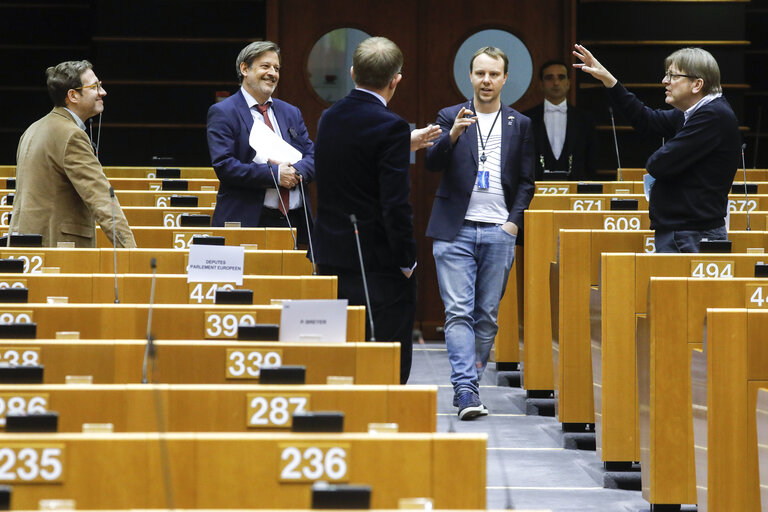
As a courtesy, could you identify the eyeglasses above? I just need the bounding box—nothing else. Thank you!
[663,72,698,82]
[74,81,103,92]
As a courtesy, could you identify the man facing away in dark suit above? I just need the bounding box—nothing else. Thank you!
[312,36,439,384]
[523,60,598,181]
[574,45,740,253]
[425,46,535,419]
[206,41,314,244]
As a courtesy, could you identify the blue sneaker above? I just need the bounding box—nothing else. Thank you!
[457,391,488,420]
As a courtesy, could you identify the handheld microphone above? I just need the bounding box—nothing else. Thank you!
[742,143,751,231]
[109,187,119,303]
[141,257,157,384]
[298,174,317,275]
[268,161,298,250]
[349,214,375,342]
[608,107,623,181]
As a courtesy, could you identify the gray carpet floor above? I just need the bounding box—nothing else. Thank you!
[408,343,697,512]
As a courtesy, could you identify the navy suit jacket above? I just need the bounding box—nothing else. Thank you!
[206,90,314,226]
[424,102,535,241]
[522,103,598,180]
[312,89,416,272]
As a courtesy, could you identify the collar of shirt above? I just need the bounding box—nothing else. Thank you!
[684,92,722,124]
[63,107,86,130]
[241,86,272,109]
[544,99,567,114]
[355,87,387,106]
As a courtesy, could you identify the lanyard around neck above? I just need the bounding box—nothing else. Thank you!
[474,105,502,164]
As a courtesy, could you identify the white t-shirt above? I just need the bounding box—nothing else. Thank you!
[465,110,507,224]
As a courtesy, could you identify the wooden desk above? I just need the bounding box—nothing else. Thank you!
[690,309,768,512]
[0,273,336,305]
[529,193,648,211]
[534,181,644,195]
[0,248,312,276]
[0,384,436,433]
[95,226,296,250]
[107,177,219,191]
[0,303,365,341]
[0,165,218,180]
[598,254,768,468]
[0,340,399,384]
[0,432,486,509]
[622,167,768,182]
[556,231,767,431]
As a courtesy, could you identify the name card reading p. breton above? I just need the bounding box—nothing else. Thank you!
[187,244,244,286]
[279,300,348,343]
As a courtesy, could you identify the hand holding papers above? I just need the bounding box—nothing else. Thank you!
[249,119,303,165]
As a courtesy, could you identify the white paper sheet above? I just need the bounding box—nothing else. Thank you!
[248,120,303,164]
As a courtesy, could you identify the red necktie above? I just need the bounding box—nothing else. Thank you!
[255,104,290,216]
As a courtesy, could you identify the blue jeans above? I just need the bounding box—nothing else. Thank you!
[433,221,517,395]
[655,225,727,253]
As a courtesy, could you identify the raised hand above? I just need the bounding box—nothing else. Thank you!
[449,106,477,145]
[573,44,618,88]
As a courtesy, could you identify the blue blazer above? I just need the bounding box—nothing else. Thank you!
[424,102,535,241]
[206,90,315,226]
[312,89,416,271]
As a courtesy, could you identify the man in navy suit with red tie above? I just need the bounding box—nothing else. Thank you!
[206,41,314,243]
[426,47,535,419]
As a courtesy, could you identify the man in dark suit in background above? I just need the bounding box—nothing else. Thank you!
[312,36,438,384]
[206,41,314,243]
[523,60,598,180]
[425,46,534,419]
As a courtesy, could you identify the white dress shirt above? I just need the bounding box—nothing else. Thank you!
[241,87,300,210]
[543,99,568,160]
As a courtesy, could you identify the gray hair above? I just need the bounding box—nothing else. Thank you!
[236,41,281,83]
[665,47,722,95]
[352,36,403,90]
[470,47,509,74]
[46,60,93,107]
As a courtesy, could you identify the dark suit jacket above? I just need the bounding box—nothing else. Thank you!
[312,89,416,272]
[607,82,740,231]
[522,103,598,181]
[206,90,314,226]
[424,102,535,242]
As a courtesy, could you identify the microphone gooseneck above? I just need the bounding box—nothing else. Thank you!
[742,142,751,231]
[109,187,119,303]
[141,257,158,384]
[349,214,375,342]
[268,161,298,250]
[609,106,623,181]
[298,174,317,275]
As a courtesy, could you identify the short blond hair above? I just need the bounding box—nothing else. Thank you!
[353,37,403,90]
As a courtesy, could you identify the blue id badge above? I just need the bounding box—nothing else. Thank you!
[476,169,489,190]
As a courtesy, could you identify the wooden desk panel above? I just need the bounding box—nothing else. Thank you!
[0,433,486,509]
[0,340,399,385]
[0,273,336,304]
[600,255,768,466]
[95,226,295,250]
[0,384,436,433]
[0,304,365,342]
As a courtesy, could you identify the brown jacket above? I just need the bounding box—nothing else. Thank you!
[10,108,136,248]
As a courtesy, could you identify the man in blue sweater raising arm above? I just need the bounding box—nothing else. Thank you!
[573,44,740,253]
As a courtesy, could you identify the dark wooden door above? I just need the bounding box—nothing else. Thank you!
[271,0,572,338]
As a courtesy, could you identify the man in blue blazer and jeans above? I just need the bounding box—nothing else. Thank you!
[206,41,315,243]
[426,47,535,419]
